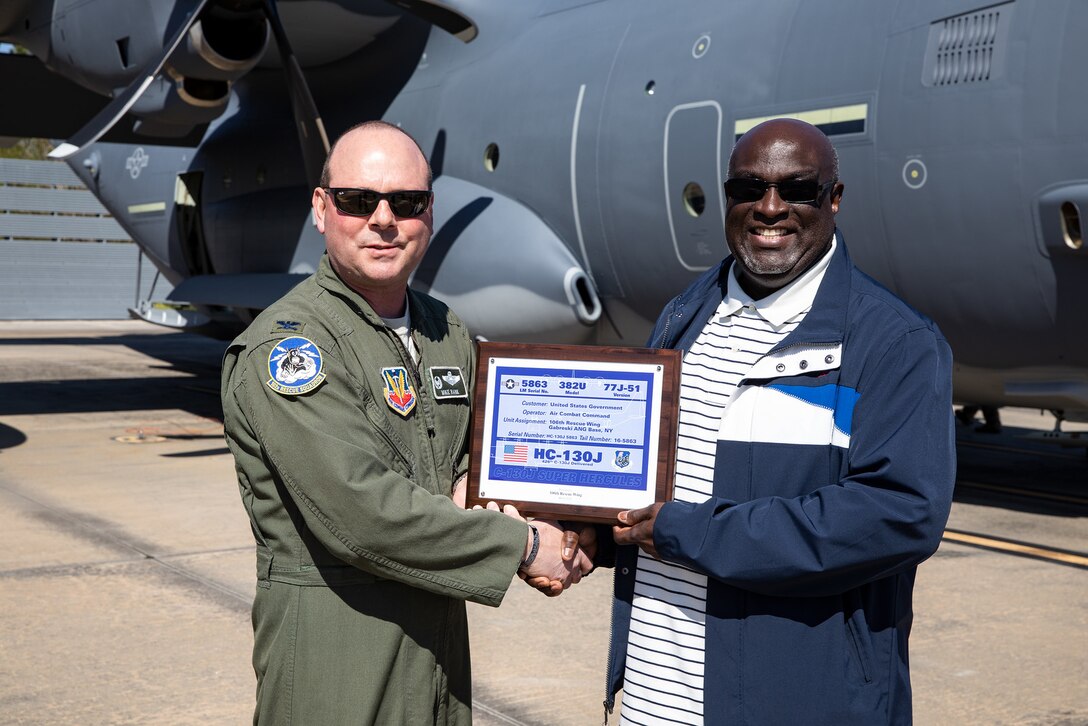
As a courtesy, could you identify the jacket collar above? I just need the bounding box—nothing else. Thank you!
[315,254,441,337]
[668,228,852,352]
[769,228,852,353]
[315,254,405,329]
[722,235,838,328]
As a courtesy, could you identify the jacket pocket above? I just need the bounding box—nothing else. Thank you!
[844,599,874,685]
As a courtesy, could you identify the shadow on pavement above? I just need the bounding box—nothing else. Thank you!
[0,422,28,452]
[954,421,1088,518]
[161,448,231,458]
[0,332,226,420]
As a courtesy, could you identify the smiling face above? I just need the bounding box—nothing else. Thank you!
[724,119,844,299]
[311,124,433,317]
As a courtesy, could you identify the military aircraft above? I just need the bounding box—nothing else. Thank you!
[2,0,1087,431]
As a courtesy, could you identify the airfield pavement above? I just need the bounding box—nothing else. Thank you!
[0,320,1084,725]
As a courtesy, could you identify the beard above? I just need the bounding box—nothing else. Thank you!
[733,245,804,277]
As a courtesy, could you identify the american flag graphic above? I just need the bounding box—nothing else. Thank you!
[502,444,528,463]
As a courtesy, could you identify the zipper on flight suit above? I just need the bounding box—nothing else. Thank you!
[362,328,420,476]
[386,326,435,436]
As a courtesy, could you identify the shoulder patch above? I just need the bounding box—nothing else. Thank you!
[266,336,326,395]
[272,320,305,334]
[429,366,468,400]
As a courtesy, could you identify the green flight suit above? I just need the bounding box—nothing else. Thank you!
[222,255,528,725]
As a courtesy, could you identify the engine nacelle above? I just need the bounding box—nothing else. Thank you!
[127,9,269,135]
[168,12,270,82]
[0,1,268,136]
[131,7,270,135]
[127,68,230,136]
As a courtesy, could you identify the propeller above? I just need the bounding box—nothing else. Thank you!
[49,0,214,159]
[48,0,330,190]
[261,0,329,191]
[47,0,483,187]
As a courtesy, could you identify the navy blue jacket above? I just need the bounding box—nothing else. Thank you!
[605,234,955,725]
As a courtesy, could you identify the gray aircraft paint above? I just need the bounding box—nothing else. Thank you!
[2,0,1086,419]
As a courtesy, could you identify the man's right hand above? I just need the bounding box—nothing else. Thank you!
[478,502,592,595]
[524,524,598,596]
[523,519,593,588]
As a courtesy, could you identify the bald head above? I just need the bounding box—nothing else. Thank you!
[729,118,838,181]
[320,121,433,190]
[311,120,435,317]
[723,118,844,299]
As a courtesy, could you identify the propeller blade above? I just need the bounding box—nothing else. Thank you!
[48,0,214,159]
[262,0,330,191]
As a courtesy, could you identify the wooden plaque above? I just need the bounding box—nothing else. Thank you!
[467,341,680,523]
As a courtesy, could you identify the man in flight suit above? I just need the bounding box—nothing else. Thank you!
[222,121,588,724]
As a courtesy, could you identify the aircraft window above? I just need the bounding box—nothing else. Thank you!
[645,81,655,96]
[682,182,706,217]
[484,143,500,172]
[1060,202,1082,250]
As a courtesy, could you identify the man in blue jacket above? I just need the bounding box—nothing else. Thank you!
[606,118,955,724]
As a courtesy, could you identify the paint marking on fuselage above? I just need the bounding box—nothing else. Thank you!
[127,201,167,214]
[734,103,868,139]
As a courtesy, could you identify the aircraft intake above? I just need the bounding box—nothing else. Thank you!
[169,14,270,81]
[129,11,270,136]
[413,176,603,344]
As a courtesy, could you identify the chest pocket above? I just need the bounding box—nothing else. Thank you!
[754,382,859,448]
[718,344,856,449]
[358,382,415,478]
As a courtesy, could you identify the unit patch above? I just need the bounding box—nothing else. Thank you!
[382,366,417,416]
[429,366,468,400]
[266,337,325,395]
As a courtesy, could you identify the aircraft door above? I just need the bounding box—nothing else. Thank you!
[175,171,213,276]
[664,101,725,271]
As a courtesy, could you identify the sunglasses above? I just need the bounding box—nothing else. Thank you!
[324,187,432,218]
[723,178,836,204]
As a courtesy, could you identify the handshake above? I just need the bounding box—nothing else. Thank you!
[473,500,666,597]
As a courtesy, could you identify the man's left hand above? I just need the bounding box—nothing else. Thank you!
[613,503,665,559]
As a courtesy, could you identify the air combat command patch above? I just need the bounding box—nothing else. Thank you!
[429,366,468,400]
[382,366,417,416]
[266,337,326,395]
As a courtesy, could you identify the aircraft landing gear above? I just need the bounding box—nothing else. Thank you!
[1036,409,1088,459]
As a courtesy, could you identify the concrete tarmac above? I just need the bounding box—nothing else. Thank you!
[0,321,1084,725]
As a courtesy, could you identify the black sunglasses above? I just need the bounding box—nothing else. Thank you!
[723,178,836,205]
[325,187,432,218]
